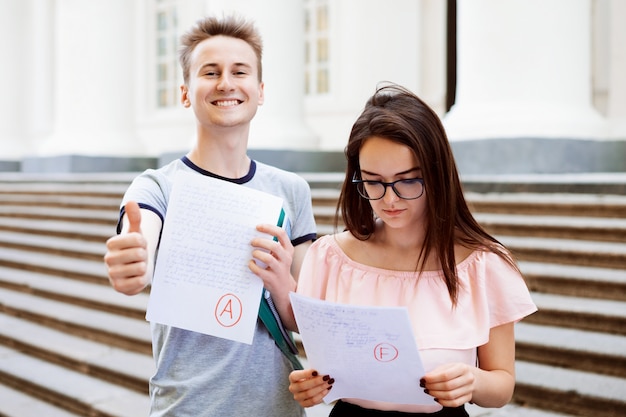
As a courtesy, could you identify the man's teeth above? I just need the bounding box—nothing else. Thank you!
[216,100,239,106]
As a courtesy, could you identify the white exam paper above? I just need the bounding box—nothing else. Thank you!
[290,292,436,406]
[146,170,284,345]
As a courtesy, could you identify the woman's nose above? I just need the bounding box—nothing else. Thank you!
[382,184,399,204]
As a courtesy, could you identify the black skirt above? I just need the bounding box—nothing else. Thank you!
[328,400,469,417]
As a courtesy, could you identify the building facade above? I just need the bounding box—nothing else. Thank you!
[0,0,624,174]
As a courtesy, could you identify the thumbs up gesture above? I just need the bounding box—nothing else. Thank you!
[104,201,153,295]
[125,200,142,234]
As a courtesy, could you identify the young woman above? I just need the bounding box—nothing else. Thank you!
[287,84,537,416]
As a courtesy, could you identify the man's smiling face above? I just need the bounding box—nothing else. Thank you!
[181,35,264,130]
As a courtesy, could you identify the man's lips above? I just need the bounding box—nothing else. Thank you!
[213,99,241,107]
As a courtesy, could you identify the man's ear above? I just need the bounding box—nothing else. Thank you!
[257,82,265,106]
[180,85,191,107]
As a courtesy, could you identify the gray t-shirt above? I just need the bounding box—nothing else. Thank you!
[119,156,316,417]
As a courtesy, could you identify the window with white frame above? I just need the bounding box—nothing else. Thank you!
[155,1,181,108]
[304,0,330,95]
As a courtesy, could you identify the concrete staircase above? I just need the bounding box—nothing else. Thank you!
[0,172,625,417]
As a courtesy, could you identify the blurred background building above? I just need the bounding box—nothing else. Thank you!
[0,0,624,175]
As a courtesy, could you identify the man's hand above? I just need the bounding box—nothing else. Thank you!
[104,201,151,295]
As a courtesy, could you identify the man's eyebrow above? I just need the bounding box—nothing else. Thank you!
[198,62,252,71]
[198,63,218,72]
[232,62,253,69]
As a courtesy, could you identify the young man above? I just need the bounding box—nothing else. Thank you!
[104,15,316,416]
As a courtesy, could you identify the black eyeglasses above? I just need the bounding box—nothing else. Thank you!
[352,174,425,200]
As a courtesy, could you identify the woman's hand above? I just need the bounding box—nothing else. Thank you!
[420,363,475,407]
[289,369,334,408]
[421,322,517,408]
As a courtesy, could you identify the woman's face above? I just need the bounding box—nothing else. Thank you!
[357,136,427,232]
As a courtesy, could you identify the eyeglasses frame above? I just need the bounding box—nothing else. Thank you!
[351,174,425,200]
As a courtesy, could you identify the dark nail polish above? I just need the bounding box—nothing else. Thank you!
[419,379,425,388]
[328,378,335,384]
[423,389,429,394]
[434,398,439,403]
[312,371,318,377]
[322,375,329,381]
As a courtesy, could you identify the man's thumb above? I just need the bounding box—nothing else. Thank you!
[125,201,142,233]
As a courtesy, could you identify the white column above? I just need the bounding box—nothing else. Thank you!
[24,0,54,151]
[0,0,28,158]
[607,0,626,138]
[206,0,318,149]
[444,0,606,140]
[37,0,143,156]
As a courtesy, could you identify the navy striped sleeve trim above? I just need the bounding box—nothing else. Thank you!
[116,203,164,234]
[292,233,317,247]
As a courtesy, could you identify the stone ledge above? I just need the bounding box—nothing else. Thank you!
[2,138,625,176]
[19,155,158,174]
[451,137,626,175]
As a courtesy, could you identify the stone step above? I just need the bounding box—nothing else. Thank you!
[0,230,105,261]
[310,188,341,207]
[475,213,626,243]
[0,383,80,417]
[0,193,120,210]
[465,191,626,218]
[312,205,339,225]
[0,266,147,319]
[0,204,117,225]
[0,287,151,354]
[520,261,626,302]
[527,292,626,336]
[460,173,626,197]
[500,236,626,269]
[0,345,150,417]
[515,322,626,378]
[298,172,344,190]
[465,403,575,417]
[0,172,135,196]
[0,247,107,284]
[514,360,626,417]
[0,216,112,242]
[0,313,154,393]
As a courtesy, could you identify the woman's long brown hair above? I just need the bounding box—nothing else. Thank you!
[336,83,519,305]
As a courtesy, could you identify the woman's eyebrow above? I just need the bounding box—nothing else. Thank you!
[360,167,421,176]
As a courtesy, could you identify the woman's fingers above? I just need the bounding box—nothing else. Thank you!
[288,370,334,407]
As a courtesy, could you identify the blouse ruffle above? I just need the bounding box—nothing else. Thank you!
[297,234,537,351]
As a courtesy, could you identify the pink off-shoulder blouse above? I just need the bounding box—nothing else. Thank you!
[296,234,537,413]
